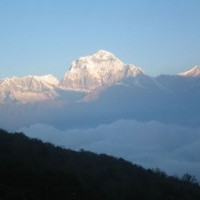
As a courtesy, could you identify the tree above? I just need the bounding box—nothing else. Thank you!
[182,173,198,184]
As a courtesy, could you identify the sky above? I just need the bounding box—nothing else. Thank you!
[0,0,200,79]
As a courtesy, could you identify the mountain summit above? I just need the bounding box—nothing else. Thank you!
[61,50,144,91]
[179,65,200,77]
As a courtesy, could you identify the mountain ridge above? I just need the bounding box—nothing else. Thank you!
[0,50,145,103]
[179,65,200,77]
[0,50,200,104]
[0,74,59,103]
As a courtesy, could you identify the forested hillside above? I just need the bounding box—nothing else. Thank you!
[0,129,200,200]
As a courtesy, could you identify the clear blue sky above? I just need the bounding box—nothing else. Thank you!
[0,0,200,79]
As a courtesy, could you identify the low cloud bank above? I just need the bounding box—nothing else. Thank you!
[20,120,200,180]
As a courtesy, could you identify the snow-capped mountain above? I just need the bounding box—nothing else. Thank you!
[0,74,59,103]
[1,50,200,105]
[0,50,145,104]
[1,50,200,131]
[179,65,200,77]
[61,50,144,91]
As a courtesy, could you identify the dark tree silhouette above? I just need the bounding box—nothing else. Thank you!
[0,129,200,200]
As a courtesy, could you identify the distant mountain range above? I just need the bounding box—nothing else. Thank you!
[0,50,200,131]
[1,50,199,104]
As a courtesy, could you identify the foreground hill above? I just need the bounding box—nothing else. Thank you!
[0,129,200,200]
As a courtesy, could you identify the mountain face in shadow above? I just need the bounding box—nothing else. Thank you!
[1,74,200,131]
[0,129,200,200]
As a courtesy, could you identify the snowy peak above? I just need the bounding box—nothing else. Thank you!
[91,49,118,60]
[69,50,124,72]
[179,65,200,77]
[0,50,145,103]
[61,50,144,91]
[34,74,59,86]
[127,64,145,77]
[1,75,59,91]
[0,75,59,103]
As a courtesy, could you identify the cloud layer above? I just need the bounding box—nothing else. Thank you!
[21,120,200,181]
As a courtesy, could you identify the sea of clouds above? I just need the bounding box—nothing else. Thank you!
[20,119,200,181]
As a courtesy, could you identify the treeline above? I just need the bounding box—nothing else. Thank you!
[0,129,200,200]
